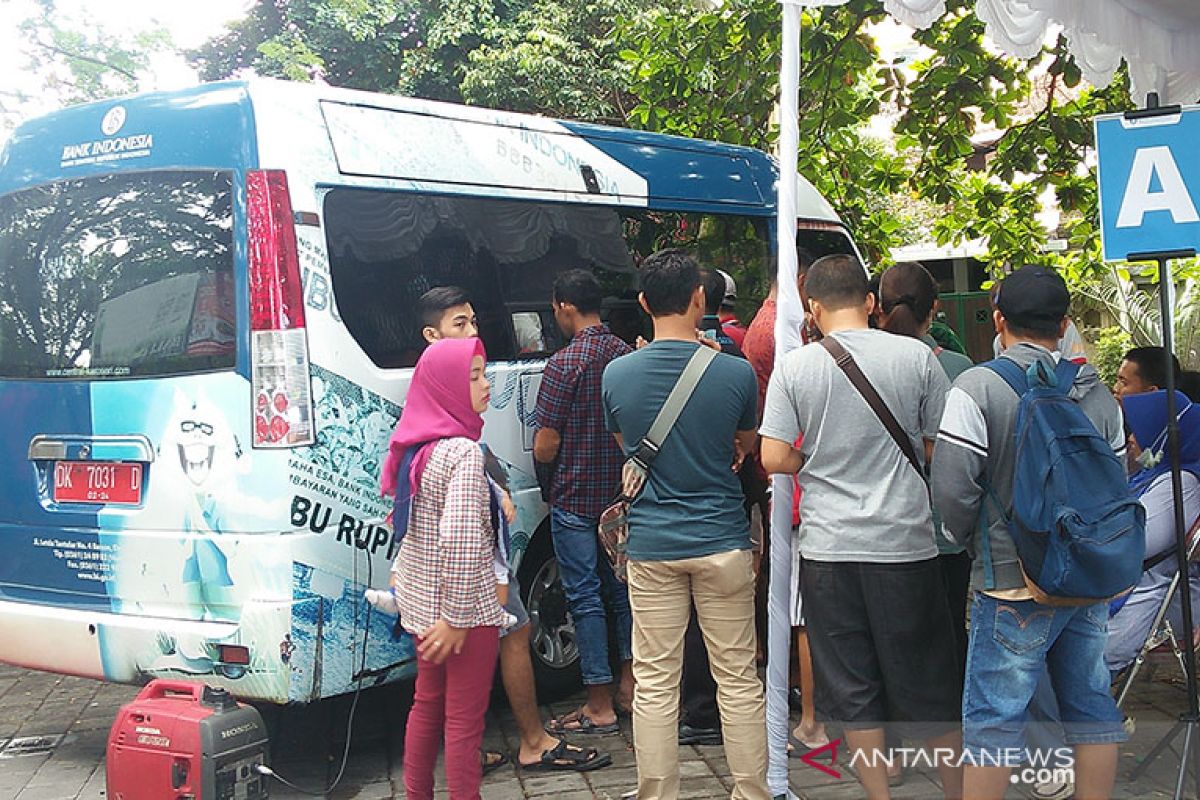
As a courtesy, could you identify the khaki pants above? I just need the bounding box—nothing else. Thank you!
[628,549,769,800]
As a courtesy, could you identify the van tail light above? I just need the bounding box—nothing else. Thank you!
[246,169,314,448]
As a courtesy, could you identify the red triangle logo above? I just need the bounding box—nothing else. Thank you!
[799,738,842,779]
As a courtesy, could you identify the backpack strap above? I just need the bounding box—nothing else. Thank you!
[1054,358,1082,394]
[983,357,1027,396]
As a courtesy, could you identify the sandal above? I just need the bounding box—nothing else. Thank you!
[787,729,831,759]
[544,708,620,735]
[481,749,509,777]
[520,740,613,772]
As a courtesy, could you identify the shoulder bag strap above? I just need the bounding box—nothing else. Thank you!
[820,336,927,487]
[632,345,717,470]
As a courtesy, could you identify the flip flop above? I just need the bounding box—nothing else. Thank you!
[520,740,613,772]
[787,730,830,759]
[544,708,620,735]
[481,749,509,777]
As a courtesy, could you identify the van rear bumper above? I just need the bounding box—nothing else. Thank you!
[0,597,294,703]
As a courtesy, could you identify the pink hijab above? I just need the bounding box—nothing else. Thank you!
[379,337,487,498]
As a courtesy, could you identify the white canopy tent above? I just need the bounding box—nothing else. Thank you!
[768,2,1200,795]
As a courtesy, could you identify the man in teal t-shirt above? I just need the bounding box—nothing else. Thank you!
[602,249,768,800]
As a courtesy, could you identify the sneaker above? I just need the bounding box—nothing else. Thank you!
[1031,777,1074,800]
[364,588,400,616]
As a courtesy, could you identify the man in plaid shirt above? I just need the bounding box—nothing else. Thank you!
[535,269,635,734]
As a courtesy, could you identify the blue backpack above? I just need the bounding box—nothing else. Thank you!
[980,357,1146,605]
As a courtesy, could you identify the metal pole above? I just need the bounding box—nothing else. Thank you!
[1156,257,1200,800]
[767,3,803,797]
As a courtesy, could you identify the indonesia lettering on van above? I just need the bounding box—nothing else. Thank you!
[60,104,155,168]
[513,126,619,195]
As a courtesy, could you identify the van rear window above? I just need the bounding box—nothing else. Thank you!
[0,170,235,379]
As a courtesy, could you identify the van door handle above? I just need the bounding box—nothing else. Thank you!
[28,434,155,462]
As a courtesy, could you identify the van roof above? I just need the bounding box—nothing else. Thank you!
[0,78,844,226]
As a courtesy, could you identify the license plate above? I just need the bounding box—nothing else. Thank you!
[53,462,143,505]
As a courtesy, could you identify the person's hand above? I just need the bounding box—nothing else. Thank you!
[389,570,400,590]
[501,491,517,524]
[732,437,747,472]
[635,335,649,350]
[417,619,469,664]
[696,331,720,351]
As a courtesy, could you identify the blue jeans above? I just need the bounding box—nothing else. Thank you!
[550,506,633,686]
[963,592,1127,766]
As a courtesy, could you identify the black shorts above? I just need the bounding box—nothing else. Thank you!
[800,557,961,738]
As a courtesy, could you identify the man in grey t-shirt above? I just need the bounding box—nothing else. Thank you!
[760,254,963,799]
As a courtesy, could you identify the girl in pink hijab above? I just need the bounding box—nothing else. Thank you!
[375,337,509,799]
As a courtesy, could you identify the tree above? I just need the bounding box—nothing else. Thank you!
[616,0,1132,275]
[190,0,666,121]
[3,0,170,129]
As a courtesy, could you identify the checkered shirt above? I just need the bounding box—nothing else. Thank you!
[535,324,632,517]
[394,437,508,633]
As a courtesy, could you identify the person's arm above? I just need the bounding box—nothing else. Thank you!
[533,357,576,464]
[533,428,562,464]
[732,363,759,470]
[757,358,804,475]
[931,385,988,545]
[761,436,804,474]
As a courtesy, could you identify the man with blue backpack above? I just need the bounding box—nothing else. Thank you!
[932,265,1145,800]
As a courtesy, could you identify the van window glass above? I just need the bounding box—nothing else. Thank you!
[0,170,235,379]
[324,191,773,367]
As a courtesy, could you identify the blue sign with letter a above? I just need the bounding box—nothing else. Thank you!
[1096,106,1200,262]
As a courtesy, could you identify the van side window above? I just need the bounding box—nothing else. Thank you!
[323,190,776,368]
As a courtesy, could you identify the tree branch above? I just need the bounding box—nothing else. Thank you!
[32,37,139,82]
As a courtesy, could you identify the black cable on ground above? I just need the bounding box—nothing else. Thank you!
[257,545,373,796]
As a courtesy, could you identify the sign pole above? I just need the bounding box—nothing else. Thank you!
[1113,89,1200,800]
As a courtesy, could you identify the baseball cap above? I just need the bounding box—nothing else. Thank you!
[718,270,737,308]
[995,265,1070,333]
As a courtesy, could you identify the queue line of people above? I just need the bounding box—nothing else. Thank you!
[368,254,1196,800]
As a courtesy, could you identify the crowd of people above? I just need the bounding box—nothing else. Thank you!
[367,251,1200,800]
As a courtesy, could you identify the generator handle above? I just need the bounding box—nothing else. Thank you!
[135,679,205,702]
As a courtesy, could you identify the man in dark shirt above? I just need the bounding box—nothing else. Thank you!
[535,269,634,734]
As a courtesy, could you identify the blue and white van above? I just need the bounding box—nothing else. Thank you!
[0,79,860,703]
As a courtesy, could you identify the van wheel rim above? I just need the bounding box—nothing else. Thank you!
[527,557,578,670]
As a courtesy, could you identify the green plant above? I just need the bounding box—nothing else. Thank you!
[1091,325,1133,387]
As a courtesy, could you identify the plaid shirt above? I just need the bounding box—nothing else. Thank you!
[535,324,632,517]
[394,438,507,632]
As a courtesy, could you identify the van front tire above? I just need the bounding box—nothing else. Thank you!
[517,527,581,702]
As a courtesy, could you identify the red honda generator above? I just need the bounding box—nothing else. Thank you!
[107,679,269,800]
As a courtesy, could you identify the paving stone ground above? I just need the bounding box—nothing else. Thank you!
[0,658,1197,799]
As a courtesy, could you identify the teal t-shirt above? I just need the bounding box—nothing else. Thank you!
[602,340,759,561]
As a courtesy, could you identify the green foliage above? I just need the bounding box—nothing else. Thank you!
[190,0,426,93]
[4,0,170,127]
[191,0,664,120]
[1091,326,1133,386]
[456,0,661,121]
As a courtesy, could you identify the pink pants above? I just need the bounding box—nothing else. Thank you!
[403,626,500,799]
